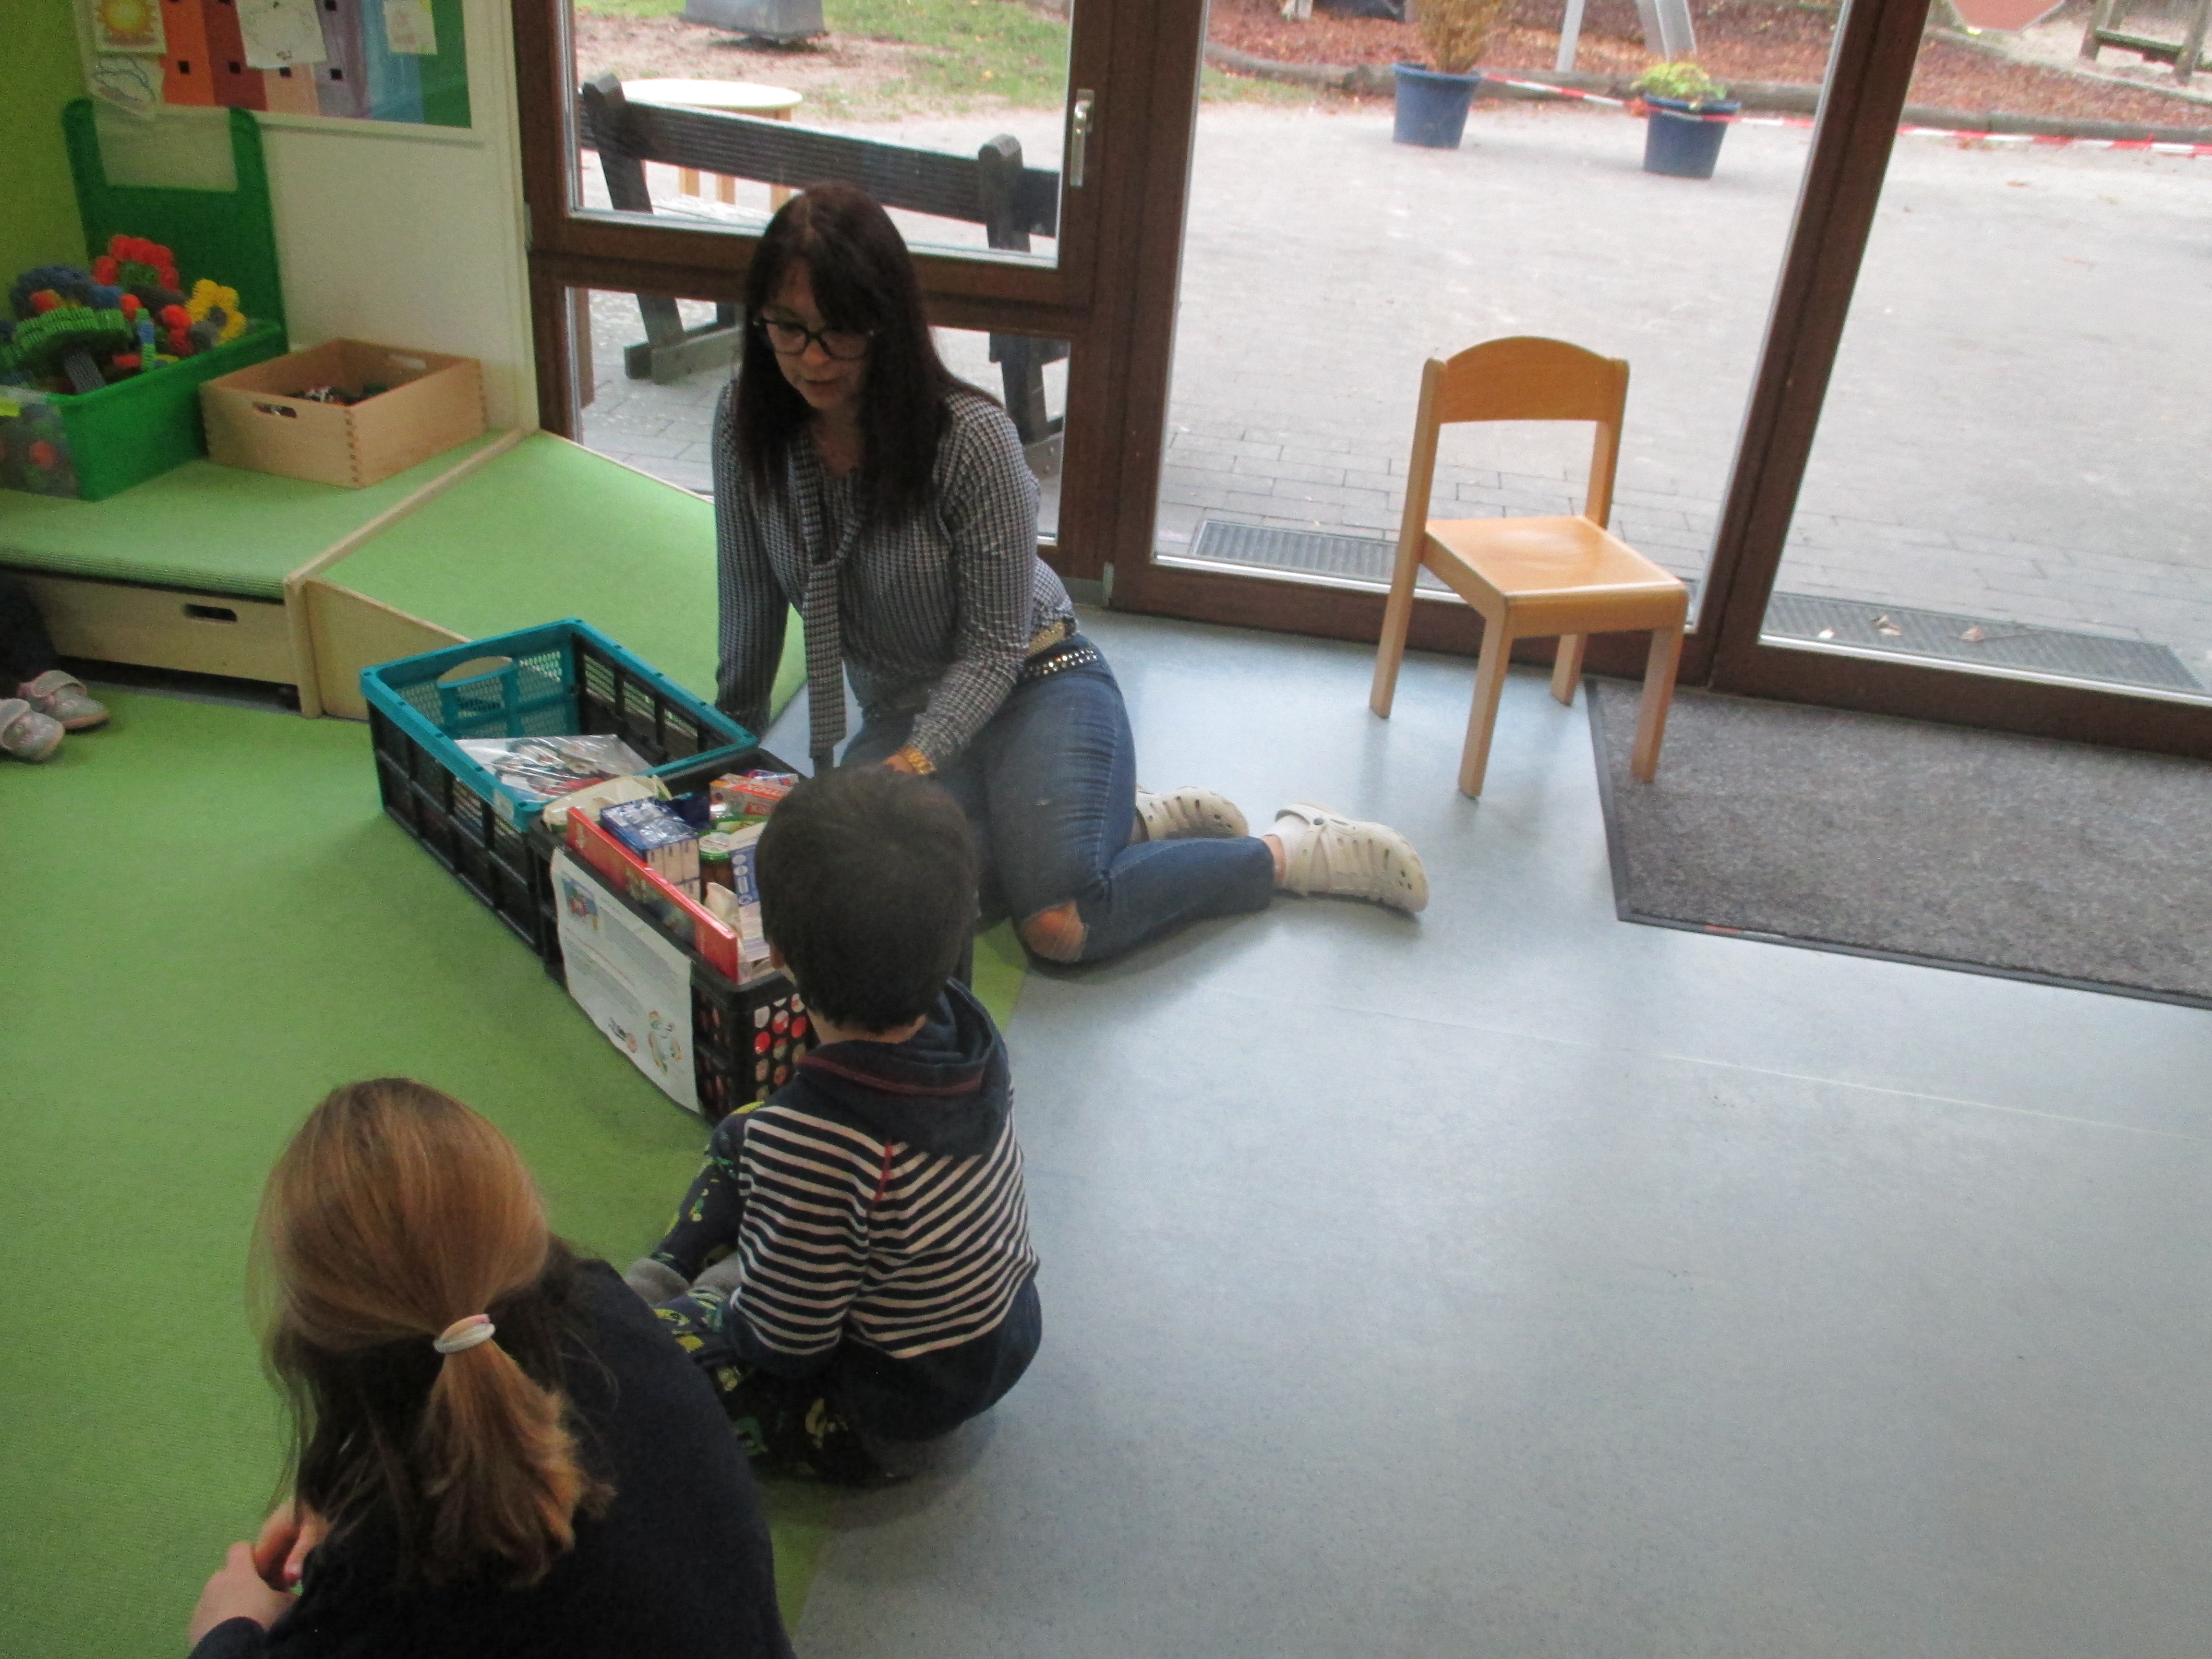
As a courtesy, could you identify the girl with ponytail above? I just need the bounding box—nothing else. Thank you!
[185,1080,793,1659]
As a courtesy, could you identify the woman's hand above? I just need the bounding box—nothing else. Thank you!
[189,1541,294,1644]
[882,745,935,776]
[252,1500,330,1590]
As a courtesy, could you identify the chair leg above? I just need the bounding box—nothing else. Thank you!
[1370,537,1423,719]
[1550,634,1587,705]
[1458,617,1514,798]
[1629,625,1684,782]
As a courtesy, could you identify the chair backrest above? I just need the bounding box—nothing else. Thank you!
[1402,336,1629,531]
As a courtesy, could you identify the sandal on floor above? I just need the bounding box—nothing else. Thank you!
[1271,802,1429,914]
[18,670,108,732]
[0,698,63,763]
[1135,784,1249,841]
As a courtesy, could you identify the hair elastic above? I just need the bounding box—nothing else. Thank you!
[432,1315,496,1355]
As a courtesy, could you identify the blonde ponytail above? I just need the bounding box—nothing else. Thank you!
[417,1335,591,1585]
[260,1080,610,1589]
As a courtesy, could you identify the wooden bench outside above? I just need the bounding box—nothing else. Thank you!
[578,74,1070,448]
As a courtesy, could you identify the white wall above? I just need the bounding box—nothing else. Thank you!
[93,0,537,430]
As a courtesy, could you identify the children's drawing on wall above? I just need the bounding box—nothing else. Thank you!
[75,0,470,128]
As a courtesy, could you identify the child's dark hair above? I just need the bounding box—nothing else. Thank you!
[757,767,976,1033]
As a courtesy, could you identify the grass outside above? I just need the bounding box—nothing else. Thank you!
[573,0,1307,109]
[576,0,1070,104]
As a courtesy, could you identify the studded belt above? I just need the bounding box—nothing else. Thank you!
[1017,634,1103,684]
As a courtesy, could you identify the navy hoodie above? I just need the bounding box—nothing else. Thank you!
[721,979,1041,1442]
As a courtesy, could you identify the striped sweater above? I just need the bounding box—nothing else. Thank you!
[724,980,1041,1437]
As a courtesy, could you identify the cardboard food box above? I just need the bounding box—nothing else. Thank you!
[201,339,485,488]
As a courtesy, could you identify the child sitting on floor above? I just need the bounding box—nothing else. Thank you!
[625,766,1041,1483]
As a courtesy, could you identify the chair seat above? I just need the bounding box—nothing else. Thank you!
[1425,515,1687,637]
[1371,339,1687,798]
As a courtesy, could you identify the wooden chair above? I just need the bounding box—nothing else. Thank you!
[1369,336,1689,798]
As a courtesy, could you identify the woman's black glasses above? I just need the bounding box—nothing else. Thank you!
[756,315,873,361]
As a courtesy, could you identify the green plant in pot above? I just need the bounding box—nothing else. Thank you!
[1632,61,1741,179]
[1392,0,1515,150]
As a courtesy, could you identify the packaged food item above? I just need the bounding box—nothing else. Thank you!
[457,734,653,805]
[720,821,765,908]
[701,881,774,984]
[710,769,799,819]
[699,837,736,893]
[545,773,666,830]
[600,799,701,896]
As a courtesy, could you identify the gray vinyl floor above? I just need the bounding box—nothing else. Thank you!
[764,609,2212,1659]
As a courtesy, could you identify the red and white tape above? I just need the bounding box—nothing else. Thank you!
[1480,73,2212,155]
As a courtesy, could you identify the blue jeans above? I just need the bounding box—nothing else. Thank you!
[842,644,1275,963]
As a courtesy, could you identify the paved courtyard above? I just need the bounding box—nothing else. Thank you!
[579,99,2212,693]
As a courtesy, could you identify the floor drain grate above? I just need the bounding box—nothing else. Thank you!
[1181,519,2205,697]
[1763,593,2203,693]
[1185,520,1446,591]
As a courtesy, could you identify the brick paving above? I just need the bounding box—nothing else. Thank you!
[578,100,2212,690]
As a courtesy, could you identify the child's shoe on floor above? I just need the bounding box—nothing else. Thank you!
[1271,802,1429,914]
[18,671,108,731]
[1135,784,1248,840]
[0,698,63,763]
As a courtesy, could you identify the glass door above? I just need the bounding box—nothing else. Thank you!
[1110,0,1845,680]
[1713,6,2212,752]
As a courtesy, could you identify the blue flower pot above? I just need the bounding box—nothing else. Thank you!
[1641,95,1740,179]
[1393,65,1483,149]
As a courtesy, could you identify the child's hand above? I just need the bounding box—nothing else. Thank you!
[251,1499,330,1590]
[188,1541,294,1644]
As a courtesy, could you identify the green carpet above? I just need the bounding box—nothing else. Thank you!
[329,434,732,704]
[326,431,807,728]
[0,433,505,598]
[0,688,1020,1657]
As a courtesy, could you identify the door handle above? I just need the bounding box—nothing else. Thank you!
[1069,90,1094,189]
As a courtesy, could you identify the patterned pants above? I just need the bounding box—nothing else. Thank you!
[651,1288,890,1485]
[651,1108,752,1281]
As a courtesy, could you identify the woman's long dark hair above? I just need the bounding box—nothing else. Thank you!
[258,1080,610,1589]
[732,184,993,528]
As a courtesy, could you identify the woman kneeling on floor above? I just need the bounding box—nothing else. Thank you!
[184,1080,793,1659]
[712,184,1431,965]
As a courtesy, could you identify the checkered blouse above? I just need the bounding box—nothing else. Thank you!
[713,384,1073,768]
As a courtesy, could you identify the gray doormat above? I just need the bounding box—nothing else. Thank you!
[1586,680,2212,1007]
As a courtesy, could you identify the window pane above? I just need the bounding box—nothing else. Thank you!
[565,0,1070,264]
[570,287,1063,535]
[1763,27,2212,702]
[1151,10,1840,614]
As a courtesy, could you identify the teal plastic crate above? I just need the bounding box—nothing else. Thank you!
[362,621,757,957]
[365,619,756,832]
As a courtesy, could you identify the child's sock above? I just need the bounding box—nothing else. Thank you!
[623,1257,688,1303]
[693,1252,747,1299]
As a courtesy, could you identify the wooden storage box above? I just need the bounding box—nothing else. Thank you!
[202,340,485,489]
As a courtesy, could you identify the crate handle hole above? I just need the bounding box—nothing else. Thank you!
[184,604,239,624]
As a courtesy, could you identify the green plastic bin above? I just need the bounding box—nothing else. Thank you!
[0,101,289,501]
